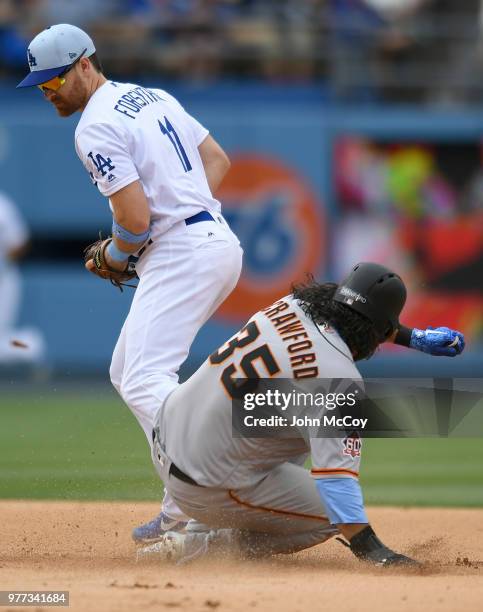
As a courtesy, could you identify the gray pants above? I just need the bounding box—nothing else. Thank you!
[162,459,338,561]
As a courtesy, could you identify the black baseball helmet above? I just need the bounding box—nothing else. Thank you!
[333,262,407,341]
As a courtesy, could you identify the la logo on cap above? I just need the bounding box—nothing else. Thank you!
[28,49,37,67]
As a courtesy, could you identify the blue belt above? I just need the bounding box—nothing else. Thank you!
[137,211,216,257]
[185,210,215,225]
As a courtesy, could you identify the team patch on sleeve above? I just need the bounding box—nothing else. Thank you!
[309,431,362,480]
[76,123,140,197]
[87,152,115,178]
[342,433,362,458]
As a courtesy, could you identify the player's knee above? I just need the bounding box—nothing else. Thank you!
[119,371,178,410]
[119,378,136,406]
[118,376,148,408]
[109,363,122,395]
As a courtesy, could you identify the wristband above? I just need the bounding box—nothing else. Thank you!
[106,240,130,263]
[112,220,150,244]
[393,325,413,347]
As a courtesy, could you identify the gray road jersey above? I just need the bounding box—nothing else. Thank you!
[159,295,363,489]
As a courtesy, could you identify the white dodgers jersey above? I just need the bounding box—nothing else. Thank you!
[75,82,221,238]
[160,295,364,489]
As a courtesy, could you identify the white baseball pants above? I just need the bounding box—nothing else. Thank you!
[109,215,242,442]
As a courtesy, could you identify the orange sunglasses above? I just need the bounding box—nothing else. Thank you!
[37,48,87,93]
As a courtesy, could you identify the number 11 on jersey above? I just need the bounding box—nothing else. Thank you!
[158,116,192,172]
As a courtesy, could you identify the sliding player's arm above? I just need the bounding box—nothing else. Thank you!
[310,435,417,566]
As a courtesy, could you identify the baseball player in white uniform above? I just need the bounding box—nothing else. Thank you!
[140,263,464,566]
[0,191,45,363]
[17,24,243,538]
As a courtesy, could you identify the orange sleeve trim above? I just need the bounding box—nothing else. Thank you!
[311,468,359,478]
[228,490,328,523]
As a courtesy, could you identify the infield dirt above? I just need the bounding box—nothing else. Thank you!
[1,501,482,612]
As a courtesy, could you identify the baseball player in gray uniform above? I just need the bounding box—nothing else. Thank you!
[140,262,464,566]
[17,24,243,539]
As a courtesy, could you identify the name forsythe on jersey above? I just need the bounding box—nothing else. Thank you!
[113,84,164,120]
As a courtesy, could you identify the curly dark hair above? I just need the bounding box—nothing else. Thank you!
[291,277,380,361]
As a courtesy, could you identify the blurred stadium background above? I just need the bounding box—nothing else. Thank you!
[0,0,482,505]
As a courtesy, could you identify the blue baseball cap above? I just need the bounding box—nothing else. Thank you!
[17,24,96,88]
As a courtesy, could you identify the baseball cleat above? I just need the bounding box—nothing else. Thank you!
[132,511,188,544]
[136,531,185,563]
[376,553,421,567]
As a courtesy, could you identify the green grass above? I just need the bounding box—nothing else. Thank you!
[360,439,483,507]
[1,388,482,506]
[0,388,161,500]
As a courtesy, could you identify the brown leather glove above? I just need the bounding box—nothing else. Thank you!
[84,236,137,291]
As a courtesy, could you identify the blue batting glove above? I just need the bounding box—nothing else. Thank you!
[410,326,465,357]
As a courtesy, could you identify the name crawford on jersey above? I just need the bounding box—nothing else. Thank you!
[262,298,320,378]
